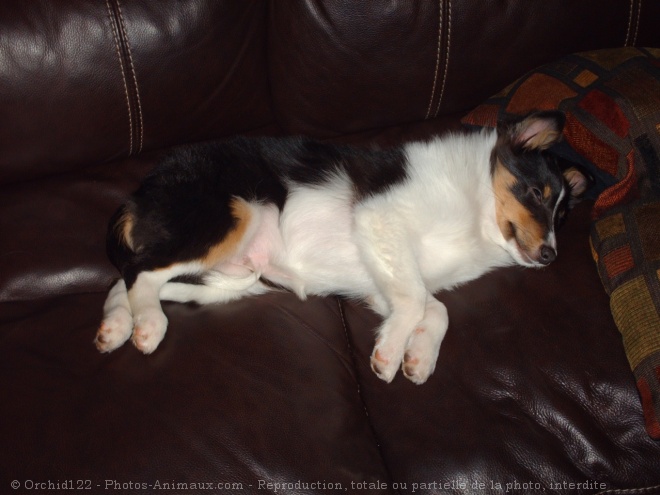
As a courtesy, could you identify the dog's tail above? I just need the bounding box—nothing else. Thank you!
[158,268,267,305]
[203,269,261,291]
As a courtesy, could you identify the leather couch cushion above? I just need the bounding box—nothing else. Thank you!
[0,153,154,302]
[0,292,391,489]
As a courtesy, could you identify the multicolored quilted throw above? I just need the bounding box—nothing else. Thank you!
[462,47,660,439]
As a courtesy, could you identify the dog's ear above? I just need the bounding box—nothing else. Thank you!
[503,111,566,150]
[563,166,589,207]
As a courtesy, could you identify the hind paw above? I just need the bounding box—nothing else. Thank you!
[95,308,133,353]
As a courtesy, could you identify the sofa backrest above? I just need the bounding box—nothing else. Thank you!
[1,0,659,184]
[269,1,660,136]
[0,0,271,184]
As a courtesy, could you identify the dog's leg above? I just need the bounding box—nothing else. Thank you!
[126,268,182,354]
[402,294,448,384]
[365,293,390,317]
[354,207,428,383]
[96,279,133,352]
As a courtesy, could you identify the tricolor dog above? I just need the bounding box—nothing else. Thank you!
[96,111,587,384]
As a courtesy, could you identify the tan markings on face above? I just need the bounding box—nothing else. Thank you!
[493,160,546,254]
[115,208,136,252]
[543,184,552,200]
[202,197,252,267]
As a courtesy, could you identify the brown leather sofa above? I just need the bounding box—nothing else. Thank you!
[2,2,660,494]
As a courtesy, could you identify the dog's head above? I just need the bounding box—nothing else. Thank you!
[491,111,588,267]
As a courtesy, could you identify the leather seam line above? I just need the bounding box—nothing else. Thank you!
[336,298,400,493]
[633,0,642,46]
[624,0,641,47]
[114,0,144,154]
[433,0,451,118]
[597,483,660,495]
[624,0,633,46]
[425,0,443,120]
[105,0,134,155]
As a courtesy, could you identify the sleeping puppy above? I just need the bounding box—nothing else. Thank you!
[96,111,587,384]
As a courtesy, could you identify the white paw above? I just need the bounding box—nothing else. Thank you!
[401,327,441,384]
[95,307,134,353]
[131,309,168,354]
[370,340,405,383]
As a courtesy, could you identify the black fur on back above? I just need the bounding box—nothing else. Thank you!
[107,136,408,287]
[254,137,408,200]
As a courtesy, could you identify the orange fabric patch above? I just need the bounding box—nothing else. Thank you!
[603,245,634,279]
[593,150,639,219]
[564,113,620,177]
[638,376,660,439]
[464,104,499,128]
[506,73,577,114]
[574,69,598,87]
[579,90,630,138]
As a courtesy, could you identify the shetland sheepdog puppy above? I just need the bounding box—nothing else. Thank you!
[96,111,587,384]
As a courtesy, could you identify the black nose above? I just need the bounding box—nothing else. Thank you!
[539,245,557,265]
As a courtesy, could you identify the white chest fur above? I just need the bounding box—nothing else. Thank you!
[246,129,514,301]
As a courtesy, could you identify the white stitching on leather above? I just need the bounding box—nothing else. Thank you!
[434,0,451,118]
[115,0,144,153]
[596,483,660,495]
[105,0,133,155]
[633,0,642,46]
[425,0,443,120]
[624,0,634,46]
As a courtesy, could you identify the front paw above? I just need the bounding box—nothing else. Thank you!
[401,323,445,384]
[131,309,168,354]
[402,333,437,385]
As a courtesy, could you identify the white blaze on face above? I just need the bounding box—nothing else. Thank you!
[546,184,566,252]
